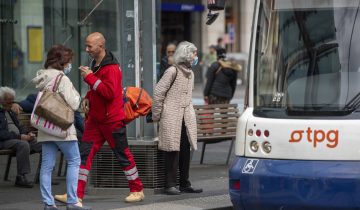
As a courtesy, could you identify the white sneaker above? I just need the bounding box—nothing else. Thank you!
[54,194,82,204]
[54,193,67,203]
[124,191,145,203]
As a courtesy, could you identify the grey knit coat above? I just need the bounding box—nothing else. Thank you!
[152,64,198,151]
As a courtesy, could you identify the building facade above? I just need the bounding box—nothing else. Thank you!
[1,0,257,100]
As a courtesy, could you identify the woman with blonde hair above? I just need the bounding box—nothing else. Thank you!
[152,41,203,195]
[32,45,90,210]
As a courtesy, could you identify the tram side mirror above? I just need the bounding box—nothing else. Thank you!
[206,0,226,25]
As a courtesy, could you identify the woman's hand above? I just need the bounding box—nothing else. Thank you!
[204,96,209,105]
[152,113,160,122]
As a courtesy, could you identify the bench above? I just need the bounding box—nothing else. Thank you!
[1,112,41,182]
[194,104,240,165]
[0,149,15,181]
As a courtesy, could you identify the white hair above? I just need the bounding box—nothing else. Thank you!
[173,41,197,65]
[0,87,16,101]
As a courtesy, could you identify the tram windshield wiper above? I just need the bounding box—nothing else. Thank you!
[344,92,360,112]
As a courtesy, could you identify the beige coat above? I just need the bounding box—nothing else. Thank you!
[32,69,81,142]
[152,65,197,151]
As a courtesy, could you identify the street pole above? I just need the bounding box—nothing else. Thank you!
[134,0,141,139]
[141,0,156,139]
[119,0,136,138]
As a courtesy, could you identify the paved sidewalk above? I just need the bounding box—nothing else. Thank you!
[0,140,235,210]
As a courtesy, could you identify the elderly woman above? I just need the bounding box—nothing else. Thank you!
[32,45,90,210]
[152,41,203,195]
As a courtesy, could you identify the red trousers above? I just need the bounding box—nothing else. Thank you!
[77,119,143,199]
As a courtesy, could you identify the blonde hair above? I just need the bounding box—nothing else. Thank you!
[173,41,197,64]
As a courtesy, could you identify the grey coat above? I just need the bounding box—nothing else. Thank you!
[152,64,198,151]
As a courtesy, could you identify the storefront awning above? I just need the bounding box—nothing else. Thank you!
[161,3,205,12]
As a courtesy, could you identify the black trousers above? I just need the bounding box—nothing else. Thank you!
[164,120,191,188]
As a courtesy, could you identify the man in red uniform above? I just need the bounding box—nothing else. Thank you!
[55,32,144,203]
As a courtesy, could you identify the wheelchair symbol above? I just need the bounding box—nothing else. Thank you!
[242,159,259,174]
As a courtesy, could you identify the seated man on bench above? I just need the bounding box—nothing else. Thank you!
[0,87,41,188]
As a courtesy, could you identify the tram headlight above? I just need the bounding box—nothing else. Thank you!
[250,141,259,152]
[262,141,272,153]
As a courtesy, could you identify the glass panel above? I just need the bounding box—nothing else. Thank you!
[78,0,119,96]
[0,0,120,100]
[43,0,81,95]
[1,0,45,100]
[254,0,360,117]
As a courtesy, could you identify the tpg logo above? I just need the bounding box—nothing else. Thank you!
[289,127,338,148]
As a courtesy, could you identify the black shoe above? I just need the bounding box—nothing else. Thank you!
[44,205,59,210]
[15,175,33,188]
[66,204,92,210]
[164,187,181,195]
[180,186,203,193]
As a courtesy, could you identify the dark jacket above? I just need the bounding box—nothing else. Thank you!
[204,61,238,99]
[84,50,125,124]
[18,93,37,113]
[159,56,171,81]
[0,108,27,142]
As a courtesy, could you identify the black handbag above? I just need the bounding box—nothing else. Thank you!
[146,111,153,123]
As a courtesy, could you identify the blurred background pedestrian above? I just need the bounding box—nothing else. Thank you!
[203,48,241,104]
[159,43,177,81]
[200,45,217,87]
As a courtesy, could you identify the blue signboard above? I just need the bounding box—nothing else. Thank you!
[161,3,205,12]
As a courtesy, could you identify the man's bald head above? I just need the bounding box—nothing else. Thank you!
[85,32,106,60]
[86,32,106,47]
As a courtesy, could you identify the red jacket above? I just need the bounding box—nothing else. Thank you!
[84,51,125,124]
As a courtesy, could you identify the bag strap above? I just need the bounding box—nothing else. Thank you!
[215,66,222,74]
[165,66,178,96]
[52,74,64,92]
[134,88,143,109]
[215,62,223,75]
